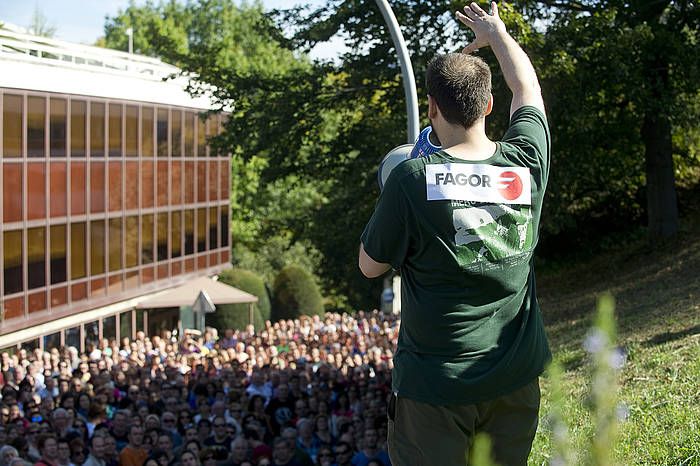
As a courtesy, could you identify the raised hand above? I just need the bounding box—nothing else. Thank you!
[456,2,507,54]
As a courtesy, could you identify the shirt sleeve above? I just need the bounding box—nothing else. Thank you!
[502,106,550,173]
[360,174,411,269]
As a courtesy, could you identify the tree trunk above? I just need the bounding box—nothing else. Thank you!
[642,109,679,239]
[642,48,679,240]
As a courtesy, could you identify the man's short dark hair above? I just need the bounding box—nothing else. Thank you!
[426,53,492,128]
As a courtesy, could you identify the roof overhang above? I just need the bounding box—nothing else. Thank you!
[136,276,258,309]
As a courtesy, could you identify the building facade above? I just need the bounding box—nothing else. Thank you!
[0,27,231,352]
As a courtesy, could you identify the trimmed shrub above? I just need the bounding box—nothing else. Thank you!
[207,268,270,331]
[271,265,324,321]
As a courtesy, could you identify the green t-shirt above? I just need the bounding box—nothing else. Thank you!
[361,106,551,405]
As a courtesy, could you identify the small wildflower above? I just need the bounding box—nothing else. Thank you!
[583,329,607,354]
[609,347,627,370]
[616,402,630,422]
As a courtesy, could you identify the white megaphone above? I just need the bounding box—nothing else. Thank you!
[377,126,442,191]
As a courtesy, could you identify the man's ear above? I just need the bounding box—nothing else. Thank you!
[428,95,439,120]
[485,93,494,116]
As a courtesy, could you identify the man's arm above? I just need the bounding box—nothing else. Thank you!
[457,2,544,116]
[358,244,391,278]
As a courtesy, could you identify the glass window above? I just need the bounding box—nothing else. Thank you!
[208,161,218,201]
[157,213,168,261]
[90,162,105,213]
[125,105,138,157]
[184,209,194,255]
[108,162,122,211]
[91,220,105,276]
[71,222,86,279]
[209,206,218,249]
[197,208,207,252]
[3,297,24,320]
[3,230,23,294]
[171,162,182,204]
[171,109,182,157]
[157,161,168,206]
[185,162,194,203]
[3,163,22,222]
[157,108,168,157]
[70,100,86,157]
[142,107,154,157]
[27,227,46,289]
[21,339,39,352]
[220,207,229,247]
[171,210,182,258]
[126,216,138,268]
[109,218,122,272]
[43,332,61,351]
[135,310,144,333]
[50,224,67,285]
[50,98,67,157]
[84,320,99,350]
[71,162,86,215]
[50,162,67,217]
[103,315,116,341]
[125,162,138,210]
[27,162,46,220]
[142,161,154,208]
[109,103,122,157]
[141,214,154,265]
[3,94,22,157]
[206,113,217,151]
[197,114,206,157]
[28,291,46,313]
[220,160,229,201]
[51,286,68,308]
[120,311,132,340]
[65,326,80,349]
[27,96,45,157]
[197,161,206,202]
[90,102,105,157]
[185,112,195,156]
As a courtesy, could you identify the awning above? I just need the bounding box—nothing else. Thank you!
[136,276,258,309]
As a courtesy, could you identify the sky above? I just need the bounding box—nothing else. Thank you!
[0,0,345,60]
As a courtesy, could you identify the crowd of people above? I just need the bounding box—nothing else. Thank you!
[0,311,398,466]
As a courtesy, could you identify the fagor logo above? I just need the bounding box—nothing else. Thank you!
[498,171,523,201]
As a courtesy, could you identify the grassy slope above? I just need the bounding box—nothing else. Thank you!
[529,216,700,465]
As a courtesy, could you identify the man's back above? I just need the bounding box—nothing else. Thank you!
[362,106,550,405]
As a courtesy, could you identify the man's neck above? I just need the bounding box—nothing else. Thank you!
[437,119,496,161]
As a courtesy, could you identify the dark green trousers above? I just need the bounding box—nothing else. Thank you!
[387,378,540,466]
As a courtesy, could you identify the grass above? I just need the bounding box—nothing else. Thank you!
[528,215,700,465]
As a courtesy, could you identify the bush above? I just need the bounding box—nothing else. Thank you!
[207,268,270,331]
[271,265,324,321]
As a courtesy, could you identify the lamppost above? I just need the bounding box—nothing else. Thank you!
[374,0,419,144]
[374,0,417,314]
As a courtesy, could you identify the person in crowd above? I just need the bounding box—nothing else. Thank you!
[118,425,147,466]
[82,434,106,466]
[54,439,73,466]
[33,434,58,466]
[350,429,389,466]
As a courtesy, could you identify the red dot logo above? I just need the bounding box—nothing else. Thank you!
[498,171,523,200]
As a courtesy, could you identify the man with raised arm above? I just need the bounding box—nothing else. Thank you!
[358,2,551,465]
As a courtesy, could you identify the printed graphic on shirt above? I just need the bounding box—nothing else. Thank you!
[426,164,531,205]
[452,203,533,265]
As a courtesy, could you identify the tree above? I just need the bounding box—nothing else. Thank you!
[514,0,699,239]
[28,7,57,38]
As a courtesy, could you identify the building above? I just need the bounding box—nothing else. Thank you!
[0,26,243,353]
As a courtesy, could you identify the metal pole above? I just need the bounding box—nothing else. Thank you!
[374,0,420,143]
[126,27,134,54]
